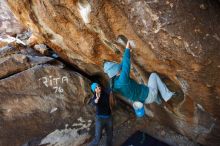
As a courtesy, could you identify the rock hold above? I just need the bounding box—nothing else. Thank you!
[13,54,28,63]
[34,44,49,55]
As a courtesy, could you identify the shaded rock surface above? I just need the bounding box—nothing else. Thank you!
[37,117,92,146]
[0,45,93,146]
[38,114,199,146]
[5,0,220,145]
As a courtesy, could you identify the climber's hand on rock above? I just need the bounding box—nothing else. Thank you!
[126,41,131,49]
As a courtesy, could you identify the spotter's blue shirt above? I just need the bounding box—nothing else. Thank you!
[112,48,149,102]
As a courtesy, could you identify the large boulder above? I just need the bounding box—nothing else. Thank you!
[0,45,93,146]
[6,0,220,145]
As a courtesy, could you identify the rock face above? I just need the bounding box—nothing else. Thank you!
[39,126,91,146]
[6,0,220,145]
[0,45,93,146]
[0,0,26,48]
[0,0,24,35]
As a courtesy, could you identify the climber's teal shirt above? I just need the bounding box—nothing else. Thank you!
[112,48,149,102]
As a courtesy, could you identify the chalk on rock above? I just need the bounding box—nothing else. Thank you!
[78,0,91,24]
[78,117,86,123]
[128,40,136,48]
[0,35,26,45]
[50,107,58,113]
[117,35,136,48]
[65,124,69,129]
[144,106,154,117]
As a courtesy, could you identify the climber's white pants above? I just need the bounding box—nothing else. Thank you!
[145,73,174,104]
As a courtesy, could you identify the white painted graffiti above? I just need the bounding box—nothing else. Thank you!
[39,76,68,93]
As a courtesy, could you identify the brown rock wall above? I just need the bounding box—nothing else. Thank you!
[6,0,220,145]
[0,45,93,146]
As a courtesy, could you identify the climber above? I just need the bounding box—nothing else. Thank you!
[88,83,113,146]
[103,41,175,106]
